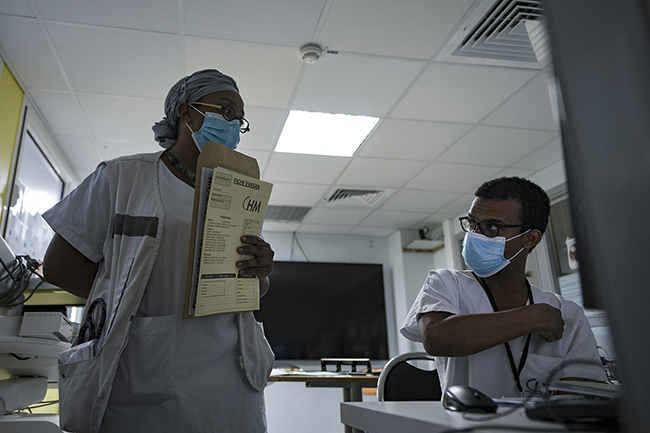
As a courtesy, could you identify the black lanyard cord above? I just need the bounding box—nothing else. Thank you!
[477,276,534,394]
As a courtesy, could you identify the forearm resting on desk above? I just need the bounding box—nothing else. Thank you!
[418,304,564,357]
[43,233,98,300]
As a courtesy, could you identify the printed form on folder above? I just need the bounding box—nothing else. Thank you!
[188,167,272,318]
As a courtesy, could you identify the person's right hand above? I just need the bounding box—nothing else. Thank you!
[533,303,565,342]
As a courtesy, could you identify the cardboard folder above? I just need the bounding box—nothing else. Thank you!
[182,141,261,319]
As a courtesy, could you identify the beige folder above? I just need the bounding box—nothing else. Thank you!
[182,141,260,319]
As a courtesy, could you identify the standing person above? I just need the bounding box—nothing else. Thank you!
[42,69,275,433]
[400,177,606,398]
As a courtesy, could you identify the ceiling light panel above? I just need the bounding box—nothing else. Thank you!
[275,110,379,157]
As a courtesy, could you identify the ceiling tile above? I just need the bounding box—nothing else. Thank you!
[291,52,425,116]
[0,3,35,15]
[529,160,566,191]
[261,221,301,233]
[392,63,537,123]
[358,119,473,160]
[359,210,430,229]
[29,90,87,137]
[77,94,164,143]
[97,139,159,161]
[297,224,353,235]
[493,167,536,179]
[512,136,563,170]
[349,226,396,237]
[237,107,287,152]
[0,1,574,240]
[34,0,179,33]
[0,15,67,90]
[380,189,460,213]
[52,134,102,177]
[404,162,502,194]
[264,152,350,184]
[318,0,474,59]
[268,182,329,207]
[434,194,475,219]
[437,125,557,167]
[185,38,302,109]
[418,215,456,228]
[482,72,559,131]
[47,23,183,98]
[335,158,428,189]
[302,207,372,226]
[184,0,326,46]
[238,150,272,177]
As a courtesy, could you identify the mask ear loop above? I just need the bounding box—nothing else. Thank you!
[184,104,208,135]
[504,229,532,261]
[189,104,206,116]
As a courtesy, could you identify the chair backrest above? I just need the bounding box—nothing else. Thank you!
[377,352,442,402]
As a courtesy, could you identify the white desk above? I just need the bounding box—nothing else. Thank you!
[0,414,63,433]
[340,401,569,433]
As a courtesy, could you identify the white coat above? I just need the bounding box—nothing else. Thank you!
[50,152,274,433]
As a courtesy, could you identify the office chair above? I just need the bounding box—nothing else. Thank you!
[377,352,442,402]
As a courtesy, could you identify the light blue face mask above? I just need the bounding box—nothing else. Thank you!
[462,229,530,278]
[186,106,241,151]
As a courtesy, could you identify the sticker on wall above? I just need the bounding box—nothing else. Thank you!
[565,237,579,270]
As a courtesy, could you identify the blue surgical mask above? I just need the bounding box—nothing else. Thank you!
[186,106,241,151]
[462,229,530,278]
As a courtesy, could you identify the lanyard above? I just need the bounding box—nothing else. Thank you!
[477,276,534,394]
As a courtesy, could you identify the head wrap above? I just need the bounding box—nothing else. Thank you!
[152,69,240,149]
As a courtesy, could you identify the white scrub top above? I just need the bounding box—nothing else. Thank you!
[400,269,607,399]
[53,159,266,433]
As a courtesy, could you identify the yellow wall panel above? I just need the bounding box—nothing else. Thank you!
[0,63,25,221]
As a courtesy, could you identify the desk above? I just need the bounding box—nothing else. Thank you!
[0,414,63,433]
[269,372,378,402]
[340,401,568,433]
[269,373,378,433]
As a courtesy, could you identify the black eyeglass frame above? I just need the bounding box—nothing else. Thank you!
[458,216,527,238]
[189,102,250,133]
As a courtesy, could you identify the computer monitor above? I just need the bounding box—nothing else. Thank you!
[544,1,650,431]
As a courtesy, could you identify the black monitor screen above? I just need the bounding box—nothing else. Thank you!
[254,261,388,360]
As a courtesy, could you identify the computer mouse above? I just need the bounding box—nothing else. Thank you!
[443,385,498,413]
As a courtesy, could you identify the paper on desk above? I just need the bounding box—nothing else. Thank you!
[547,380,623,398]
[188,167,272,317]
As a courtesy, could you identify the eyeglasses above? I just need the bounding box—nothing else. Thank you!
[459,216,526,238]
[189,102,250,133]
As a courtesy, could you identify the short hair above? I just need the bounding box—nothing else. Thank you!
[474,177,550,235]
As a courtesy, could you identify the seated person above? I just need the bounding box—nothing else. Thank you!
[400,177,606,398]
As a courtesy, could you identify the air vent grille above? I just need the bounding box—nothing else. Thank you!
[326,188,385,207]
[436,0,550,69]
[265,206,311,222]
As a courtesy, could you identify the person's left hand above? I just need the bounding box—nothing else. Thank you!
[236,236,274,280]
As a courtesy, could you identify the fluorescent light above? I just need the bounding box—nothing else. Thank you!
[275,110,380,157]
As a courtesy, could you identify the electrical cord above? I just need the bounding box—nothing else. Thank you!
[11,399,60,415]
[0,254,44,308]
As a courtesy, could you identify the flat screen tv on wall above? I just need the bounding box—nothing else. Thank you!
[254,261,389,361]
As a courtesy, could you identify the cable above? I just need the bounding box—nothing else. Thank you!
[444,358,616,432]
[0,254,43,308]
[12,400,60,414]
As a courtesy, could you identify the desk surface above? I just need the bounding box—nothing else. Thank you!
[269,372,378,385]
[341,401,568,433]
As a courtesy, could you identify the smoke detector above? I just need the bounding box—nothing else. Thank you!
[300,44,323,64]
